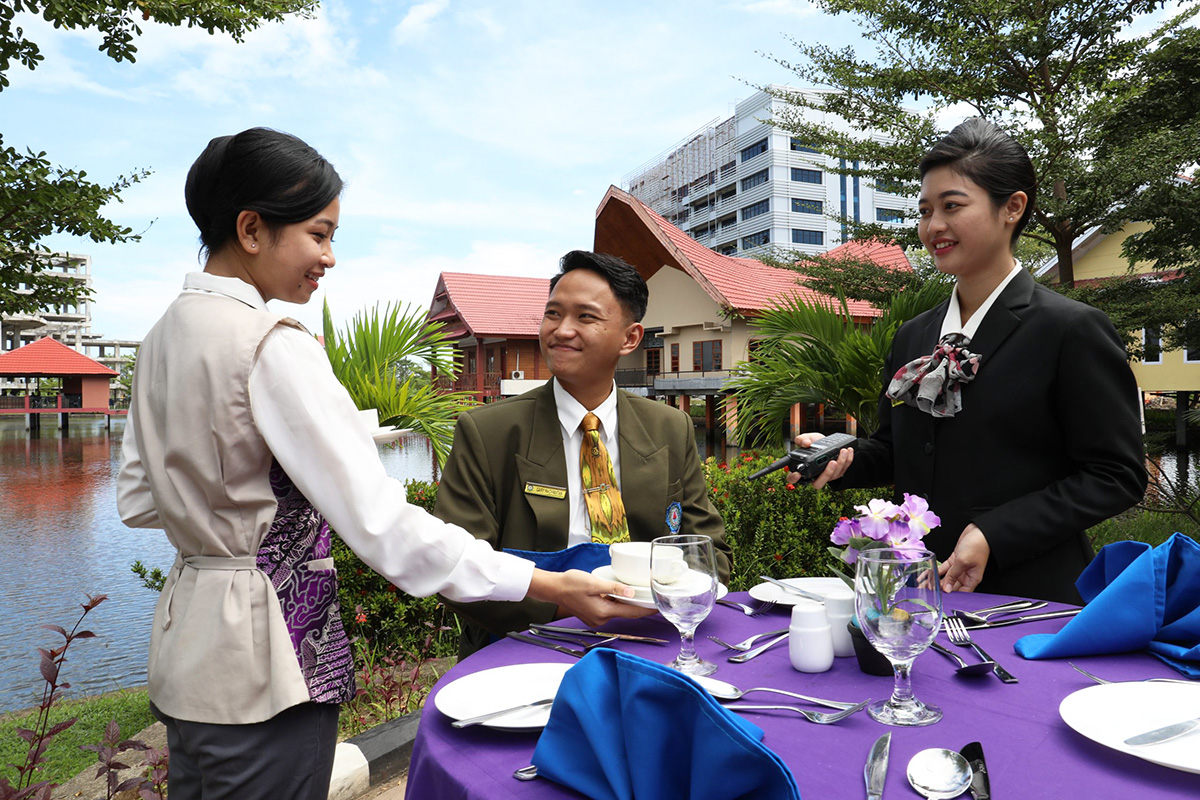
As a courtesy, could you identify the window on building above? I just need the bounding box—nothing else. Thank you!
[718,215,737,230]
[678,185,689,199]
[678,208,690,223]
[791,168,822,184]
[716,242,738,256]
[646,347,662,375]
[693,340,723,371]
[741,169,769,191]
[1185,323,1199,363]
[792,198,823,214]
[740,138,768,162]
[720,188,737,203]
[1143,325,1162,364]
[741,230,770,249]
[671,343,680,372]
[792,229,824,245]
[720,160,737,179]
[790,138,819,153]
[875,178,903,195]
[876,207,905,223]
[741,198,770,221]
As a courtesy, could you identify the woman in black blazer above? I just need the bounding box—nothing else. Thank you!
[796,119,1146,604]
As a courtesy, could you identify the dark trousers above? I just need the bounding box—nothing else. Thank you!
[151,701,340,800]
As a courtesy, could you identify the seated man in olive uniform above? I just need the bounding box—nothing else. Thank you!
[435,250,730,656]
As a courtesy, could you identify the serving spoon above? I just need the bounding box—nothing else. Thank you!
[907,748,973,799]
[688,673,861,710]
[929,641,994,676]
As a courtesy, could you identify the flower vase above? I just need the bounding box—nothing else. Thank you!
[847,618,893,676]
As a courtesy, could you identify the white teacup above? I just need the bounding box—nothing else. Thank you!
[609,541,685,586]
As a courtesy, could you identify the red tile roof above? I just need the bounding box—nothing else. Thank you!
[627,192,908,319]
[434,273,549,338]
[0,337,119,377]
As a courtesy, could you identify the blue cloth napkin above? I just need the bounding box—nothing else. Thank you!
[530,649,800,800]
[503,542,612,574]
[1014,532,1200,677]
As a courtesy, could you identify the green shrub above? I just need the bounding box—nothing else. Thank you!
[703,453,877,591]
[1088,510,1200,551]
[332,479,458,658]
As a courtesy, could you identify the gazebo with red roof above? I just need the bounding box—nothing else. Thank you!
[0,337,121,428]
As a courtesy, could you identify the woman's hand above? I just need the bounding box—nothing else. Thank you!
[527,568,655,627]
[785,433,854,490]
[938,524,990,593]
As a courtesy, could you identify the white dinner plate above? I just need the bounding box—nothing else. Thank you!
[748,576,849,606]
[1059,681,1200,774]
[434,662,572,730]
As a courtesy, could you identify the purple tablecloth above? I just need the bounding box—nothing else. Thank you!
[406,592,1199,798]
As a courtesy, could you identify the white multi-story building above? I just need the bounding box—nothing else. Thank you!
[622,86,916,257]
[1,252,139,394]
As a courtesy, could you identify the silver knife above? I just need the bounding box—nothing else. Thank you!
[865,732,891,800]
[964,608,1081,629]
[529,623,669,644]
[451,697,553,728]
[1123,715,1200,746]
[505,631,584,657]
[960,741,990,800]
[758,575,826,603]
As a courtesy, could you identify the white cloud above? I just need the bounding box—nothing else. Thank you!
[393,0,451,45]
[732,0,819,18]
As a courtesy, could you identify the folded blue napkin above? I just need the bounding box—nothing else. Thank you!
[530,649,800,800]
[503,541,612,574]
[1014,533,1200,677]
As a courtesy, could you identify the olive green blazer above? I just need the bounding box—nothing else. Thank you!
[434,381,729,655]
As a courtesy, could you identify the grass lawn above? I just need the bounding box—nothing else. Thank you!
[0,688,156,789]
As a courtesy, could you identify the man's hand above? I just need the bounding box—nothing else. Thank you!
[937,524,990,593]
[527,568,655,627]
[785,433,854,490]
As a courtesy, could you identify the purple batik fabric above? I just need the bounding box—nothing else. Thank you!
[257,460,355,705]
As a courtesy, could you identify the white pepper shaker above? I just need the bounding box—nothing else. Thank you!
[824,589,856,657]
[788,599,834,673]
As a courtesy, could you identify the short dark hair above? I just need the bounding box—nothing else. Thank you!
[919,118,1037,246]
[549,250,648,323]
[184,127,343,258]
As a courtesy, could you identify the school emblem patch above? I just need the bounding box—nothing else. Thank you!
[665,501,682,534]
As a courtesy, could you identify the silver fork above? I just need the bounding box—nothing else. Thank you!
[708,628,789,651]
[1069,662,1198,686]
[715,598,777,617]
[944,615,1018,683]
[956,600,1046,624]
[724,699,869,724]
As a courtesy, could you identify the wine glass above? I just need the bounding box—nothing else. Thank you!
[854,547,944,726]
[651,534,718,676]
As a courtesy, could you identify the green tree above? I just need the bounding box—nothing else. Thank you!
[321,300,475,467]
[765,0,1198,288]
[755,247,952,308]
[0,1,319,316]
[726,280,951,444]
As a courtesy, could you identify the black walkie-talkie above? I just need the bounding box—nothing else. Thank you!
[747,433,859,481]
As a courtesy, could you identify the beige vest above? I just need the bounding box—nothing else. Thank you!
[131,291,312,724]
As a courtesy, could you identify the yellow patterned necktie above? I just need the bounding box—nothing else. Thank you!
[580,412,630,544]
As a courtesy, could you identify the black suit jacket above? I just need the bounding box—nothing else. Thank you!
[840,269,1147,603]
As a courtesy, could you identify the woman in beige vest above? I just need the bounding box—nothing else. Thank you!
[117,128,642,800]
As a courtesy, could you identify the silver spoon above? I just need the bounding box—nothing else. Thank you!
[907,748,973,799]
[688,673,861,710]
[929,641,994,676]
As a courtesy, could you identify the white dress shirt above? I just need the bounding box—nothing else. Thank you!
[940,262,1023,341]
[552,378,621,547]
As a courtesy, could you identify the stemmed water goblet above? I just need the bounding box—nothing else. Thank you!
[854,547,944,726]
[651,534,718,676]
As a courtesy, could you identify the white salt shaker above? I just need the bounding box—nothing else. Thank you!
[824,589,856,658]
[788,600,834,673]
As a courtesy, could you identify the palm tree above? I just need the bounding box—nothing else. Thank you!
[726,281,951,447]
[322,300,475,467]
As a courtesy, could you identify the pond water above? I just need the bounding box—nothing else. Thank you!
[0,416,437,713]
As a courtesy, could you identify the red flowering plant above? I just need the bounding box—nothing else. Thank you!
[827,494,941,592]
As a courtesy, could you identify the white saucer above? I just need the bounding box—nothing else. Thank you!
[592,565,652,599]
[605,579,729,609]
[748,576,850,606]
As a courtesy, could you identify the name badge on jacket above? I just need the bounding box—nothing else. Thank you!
[525,482,567,500]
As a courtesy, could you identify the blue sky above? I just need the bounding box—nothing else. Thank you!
[2,1,1182,341]
[1,0,867,340]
